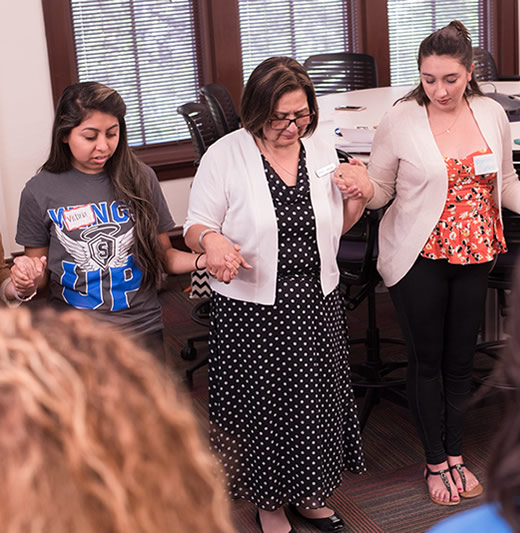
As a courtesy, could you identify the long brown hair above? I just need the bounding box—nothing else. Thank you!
[0,307,234,533]
[42,82,165,288]
[401,20,483,106]
[486,263,520,531]
[240,56,319,139]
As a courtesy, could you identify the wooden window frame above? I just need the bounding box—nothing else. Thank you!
[42,0,517,180]
[41,0,244,181]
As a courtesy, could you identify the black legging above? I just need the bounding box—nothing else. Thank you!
[388,257,492,464]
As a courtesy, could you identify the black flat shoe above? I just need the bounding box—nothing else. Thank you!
[289,504,345,531]
[256,510,296,533]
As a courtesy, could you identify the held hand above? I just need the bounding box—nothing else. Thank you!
[334,159,374,201]
[205,236,252,284]
[11,255,47,297]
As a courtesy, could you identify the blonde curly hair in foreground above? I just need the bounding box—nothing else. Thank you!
[0,307,234,533]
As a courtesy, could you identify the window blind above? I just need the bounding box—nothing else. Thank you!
[387,0,494,86]
[238,0,359,84]
[71,0,200,146]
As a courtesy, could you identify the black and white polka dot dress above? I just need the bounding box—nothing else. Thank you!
[209,146,365,511]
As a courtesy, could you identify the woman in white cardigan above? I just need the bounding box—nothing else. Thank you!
[185,57,372,533]
[337,21,520,507]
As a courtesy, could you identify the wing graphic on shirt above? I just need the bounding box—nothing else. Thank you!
[110,227,134,267]
[55,224,135,271]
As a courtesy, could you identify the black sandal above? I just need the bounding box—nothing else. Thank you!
[449,463,484,498]
[424,466,460,506]
[289,504,345,531]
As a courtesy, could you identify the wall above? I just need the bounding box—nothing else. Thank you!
[0,1,193,257]
[0,1,54,254]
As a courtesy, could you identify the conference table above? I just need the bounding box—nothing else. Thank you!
[317,80,520,158]
[317,80,520,341]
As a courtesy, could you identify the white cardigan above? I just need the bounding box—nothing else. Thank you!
[367,95,520,287]
[184,128,343,305]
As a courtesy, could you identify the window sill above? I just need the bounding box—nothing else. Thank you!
[134,141,196,181]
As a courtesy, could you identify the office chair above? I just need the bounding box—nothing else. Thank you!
[181,298,211,385]
[472,47,520,82]
[337,207,407,430]
[200,83,240,136]
[473,208,520,389]
[177,101,222,385]
[303,52,378,96]
[177,101,221,166]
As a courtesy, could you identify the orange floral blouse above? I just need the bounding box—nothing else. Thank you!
[421,148,507,264]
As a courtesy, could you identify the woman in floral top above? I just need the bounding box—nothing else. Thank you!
[336,21,520,506]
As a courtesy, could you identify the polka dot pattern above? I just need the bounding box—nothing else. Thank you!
[208,146,365,511]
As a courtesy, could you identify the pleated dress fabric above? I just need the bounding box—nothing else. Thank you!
[208,146,365,511]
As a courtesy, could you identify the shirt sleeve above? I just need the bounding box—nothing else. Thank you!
[183,146,229,235]
[15,183,50,248]
[366,107,400,210]
[496,104,520,214]
[144,165,176,233]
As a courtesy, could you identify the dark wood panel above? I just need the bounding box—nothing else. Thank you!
[359,0,391,87]
[496,0,519,76]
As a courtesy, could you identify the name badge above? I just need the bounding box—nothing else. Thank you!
[63,204,96,231]
[315,162,336,178]
[474,153,498,175]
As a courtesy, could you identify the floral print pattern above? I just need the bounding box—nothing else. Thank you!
[421,148,506,264]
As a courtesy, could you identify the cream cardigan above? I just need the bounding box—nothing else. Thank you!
[184,128,344,305]
[367,95,520,287]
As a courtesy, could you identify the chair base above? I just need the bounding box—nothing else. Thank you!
[181,334,209,388]
[181,298,210,388]
[180,334,208,361]
[349,336,408,430]
[185,355,209,388]
[473,340,512,390]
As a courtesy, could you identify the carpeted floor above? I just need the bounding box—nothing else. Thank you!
[160,274,502,533]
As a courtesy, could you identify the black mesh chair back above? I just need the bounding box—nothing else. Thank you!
[337,206,407,429]
[472,47,520,82]
[472,47,499,81]
[303,52,378,96]
[177,102,221,166]
[200,83,240,136]
[176,101,219,385]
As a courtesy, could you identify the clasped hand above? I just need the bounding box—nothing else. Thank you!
[204,234,252,284]
[333,159,374,201]
[11,255,47,298]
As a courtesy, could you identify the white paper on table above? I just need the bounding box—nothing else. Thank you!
[337,127,375,142]
[335,127,376,154]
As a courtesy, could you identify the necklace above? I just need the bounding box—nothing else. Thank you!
[260,141,298,177]
[432,102,465,137]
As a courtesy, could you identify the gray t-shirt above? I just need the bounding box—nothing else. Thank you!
[16,165,175,335]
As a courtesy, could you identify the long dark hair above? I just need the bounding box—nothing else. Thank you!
[486,262,520,531]
[401,20,483,106]
[42,82,165,288]
[240,56,319,139]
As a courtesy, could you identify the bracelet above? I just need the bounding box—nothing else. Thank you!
[194,252,204,270]
[13,288,37,302]
[198,229,218,251]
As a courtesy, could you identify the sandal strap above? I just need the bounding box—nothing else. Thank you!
[449,463,467,491]
[425,466,453,499]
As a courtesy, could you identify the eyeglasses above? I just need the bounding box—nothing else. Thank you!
[268,113,315,130]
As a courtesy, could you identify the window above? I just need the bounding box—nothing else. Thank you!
[69,0,360,146]
[42,1,515,179]
[387,0,494,86]
[71,0,201,146]
[238,0,359,83]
